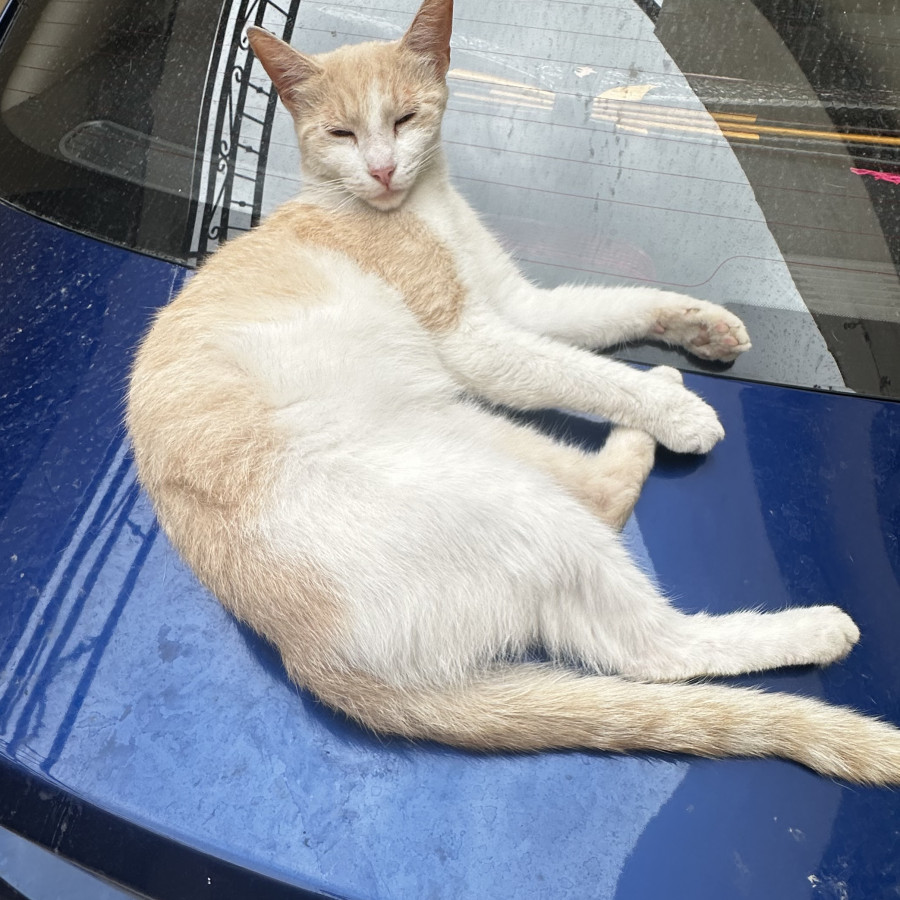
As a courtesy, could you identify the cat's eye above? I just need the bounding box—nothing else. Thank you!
[394,112,416,128]
[327,128,355,139]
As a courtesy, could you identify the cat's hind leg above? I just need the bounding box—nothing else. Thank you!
[527,499,860,682]
[489,416,654,531]
[545,540,861,683]
[579,426,656,531]
[488,365,684,530]
[505,423,654,531]
[629,605,861,682]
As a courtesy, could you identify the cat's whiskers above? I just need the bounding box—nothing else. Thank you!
[305,178,351,198]
[411,143,441,169]
[303,178,362,213]
[331,193,362,215]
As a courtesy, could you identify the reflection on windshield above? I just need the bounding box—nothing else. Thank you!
[0,0,299,262]
[0,0,897,398]
[653,0,900,401]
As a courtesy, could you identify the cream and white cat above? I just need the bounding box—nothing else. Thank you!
[127,0,900,783]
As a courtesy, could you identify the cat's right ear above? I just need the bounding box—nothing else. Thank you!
[401,0,453,77]
[247,27,322,115]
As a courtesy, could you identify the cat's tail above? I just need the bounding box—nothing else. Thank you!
[305,663,900,785]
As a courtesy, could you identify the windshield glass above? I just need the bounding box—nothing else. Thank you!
[0,0,897,399]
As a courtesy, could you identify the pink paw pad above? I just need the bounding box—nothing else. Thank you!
[652,300,751,363]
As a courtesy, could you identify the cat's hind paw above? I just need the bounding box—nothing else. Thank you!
[790,605,860,666]
[652,301,751,363]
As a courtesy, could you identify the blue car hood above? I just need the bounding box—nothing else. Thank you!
[1,202,899,899]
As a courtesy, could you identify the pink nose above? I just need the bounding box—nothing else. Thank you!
[369,165,395,188]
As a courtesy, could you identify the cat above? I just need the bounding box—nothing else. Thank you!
[126,0,900,784]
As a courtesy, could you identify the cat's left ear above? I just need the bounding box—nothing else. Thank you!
[401,0,453,77]
[247,27,323,115]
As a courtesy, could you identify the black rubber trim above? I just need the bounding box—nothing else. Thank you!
[0,874,30,900]
[0,758,343,900]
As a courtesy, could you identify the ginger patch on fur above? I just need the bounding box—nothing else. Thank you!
[274,202,466,331]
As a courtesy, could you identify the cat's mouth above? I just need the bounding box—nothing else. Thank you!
[365,185,408,211]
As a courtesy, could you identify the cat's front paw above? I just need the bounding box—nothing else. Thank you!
[645,364,683,386]
[648,378,725,454]
[652,301,751,363]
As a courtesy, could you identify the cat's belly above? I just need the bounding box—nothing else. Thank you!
[258,401,614,686]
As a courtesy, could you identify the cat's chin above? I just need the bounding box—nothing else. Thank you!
[364,187,409,212]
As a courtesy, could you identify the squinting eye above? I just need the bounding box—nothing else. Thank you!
[327,128,355,139]
[394,112,415,127]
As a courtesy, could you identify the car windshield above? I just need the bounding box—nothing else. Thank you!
[0,0,898,399]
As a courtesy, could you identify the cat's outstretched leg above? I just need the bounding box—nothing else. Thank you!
[543,535,861,682]
[613,606,861,683]
[525,506,860,682]
[557,592,861,683]
[437,307,725,453]
[494,283,751,361]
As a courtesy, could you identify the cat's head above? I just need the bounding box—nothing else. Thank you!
[248,0,453,211]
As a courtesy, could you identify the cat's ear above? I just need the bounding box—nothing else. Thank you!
[247,27,322,114]
[401,0,453,77]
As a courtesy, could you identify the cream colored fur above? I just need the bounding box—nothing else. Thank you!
[126,0,900,784]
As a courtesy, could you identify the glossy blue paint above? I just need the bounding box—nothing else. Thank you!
[0,202,899,899]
